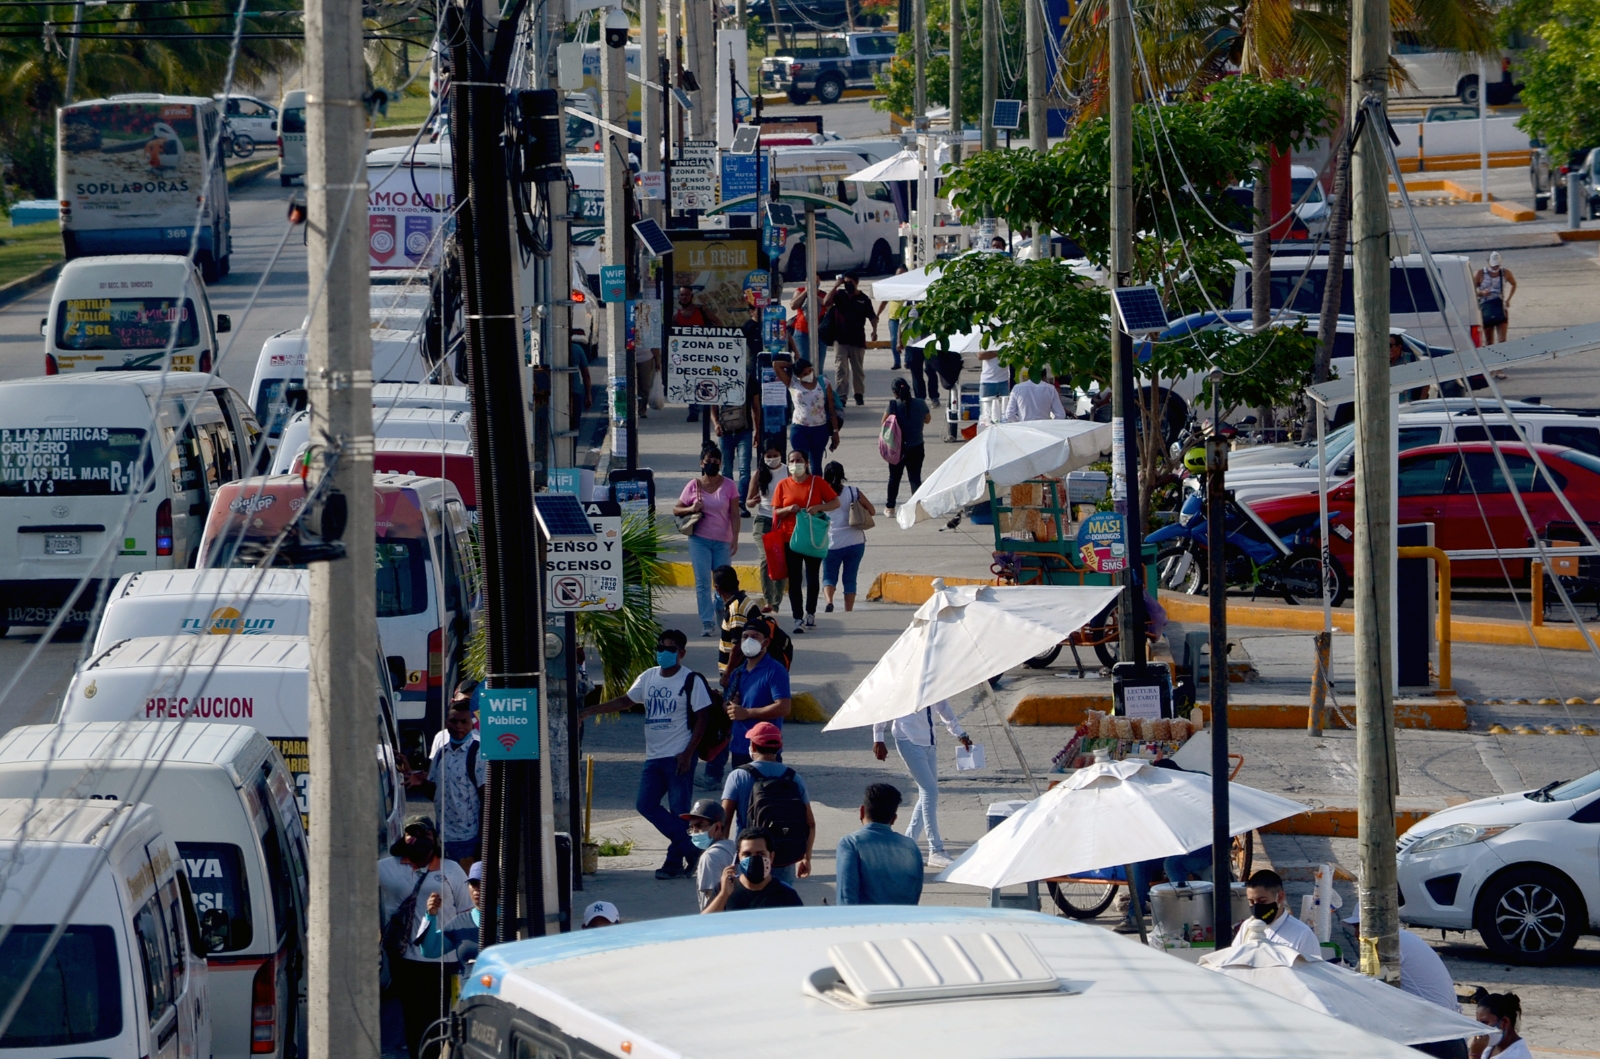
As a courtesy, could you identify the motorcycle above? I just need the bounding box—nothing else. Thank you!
[1148,488,1349,607]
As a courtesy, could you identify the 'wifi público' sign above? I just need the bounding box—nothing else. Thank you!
[478,688,541,761]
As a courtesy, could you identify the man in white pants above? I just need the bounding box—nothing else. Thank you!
[872,701,972,870]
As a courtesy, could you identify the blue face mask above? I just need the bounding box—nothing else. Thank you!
[690,830,715,850]
[656,649,679,669]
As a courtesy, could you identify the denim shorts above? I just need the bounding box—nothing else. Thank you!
[980,380,1011,399]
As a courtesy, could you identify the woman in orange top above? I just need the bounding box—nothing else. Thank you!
[770,451,839,633]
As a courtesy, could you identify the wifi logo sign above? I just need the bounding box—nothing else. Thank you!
[497,733,520,752]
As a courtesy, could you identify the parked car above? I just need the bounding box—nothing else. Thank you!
[1424,104,1479,122]
[215,94,278,156]
[1392,39,1484,103]
[1249,442,1600,581]
[759,31,897,104]
[1226,164,1331,238]
[1397,767,1600,963]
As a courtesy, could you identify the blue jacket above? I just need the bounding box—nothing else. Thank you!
[835,822,924,906]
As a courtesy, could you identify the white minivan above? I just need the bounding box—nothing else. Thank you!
[767,146,903,278]
[0,372,261,634]
[45,255,228,376]
[59,633,407,845]
[277,90,305,186]
[0,722,306,1059]
[269,406,473,475]
[0,797,211,1059]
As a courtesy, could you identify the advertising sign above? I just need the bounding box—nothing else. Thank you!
[545,499,623,612]
[479,688,541,760]
[1076,511,1128,573]
[666,327,747,406]
[58,101,204,235]
[669,233,761,324]
[367,156,453,270]
[600,264,626,303]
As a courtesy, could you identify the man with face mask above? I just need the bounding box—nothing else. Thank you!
[1232,868,1322,958]
[581,630,713,879]
[823,274,878,406]
[423,702,487,870]
[702,827,804,912]
[681,798,737,911]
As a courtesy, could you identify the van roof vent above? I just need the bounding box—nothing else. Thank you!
[803,931,1068,1010]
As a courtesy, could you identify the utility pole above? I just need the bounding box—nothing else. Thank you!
[980,0,997,153]
[1206,374,1231,948]
[63,0,86,103]
[913,0,928,120]
[1107,0,1143,668]
[642,0,662,227]
[667,0,681,148]
[948,0,962,165]
[1025,0,1047,254]
[604,11,630,467]
[1351,0,1400,984]
[446,0,547,944]
[303,0,378,1053]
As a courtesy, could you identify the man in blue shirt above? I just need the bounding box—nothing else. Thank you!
[720,722,814,883]
[836,783,925,906]
[724,617,791,767]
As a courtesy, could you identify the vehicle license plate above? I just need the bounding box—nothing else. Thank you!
[45,535,81,555]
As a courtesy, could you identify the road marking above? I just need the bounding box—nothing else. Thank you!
[1472,735,1525,793]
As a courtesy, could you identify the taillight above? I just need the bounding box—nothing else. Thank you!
[571,288,585,303]
[1471,325,1484,347]
[427,627,444,688]
[1560,165,1570,175]
[156,499,173,556]
[789,63,803,75]
[250,960,276,1053]
[277,136,283,157]
[199,349,212,372]
[45,353,58,375]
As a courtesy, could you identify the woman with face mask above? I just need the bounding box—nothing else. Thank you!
[772,355,840,479]
[674,446,743,637]
[770,451,839,632]
[747,445,789,612]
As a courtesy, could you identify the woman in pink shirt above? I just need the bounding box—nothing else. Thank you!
[673,448,742,636]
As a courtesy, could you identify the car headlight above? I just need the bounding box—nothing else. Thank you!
[1404,823,1515,855]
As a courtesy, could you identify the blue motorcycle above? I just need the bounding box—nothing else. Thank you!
[1148,490,1349,607]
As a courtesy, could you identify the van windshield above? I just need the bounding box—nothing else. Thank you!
[0,427,150,496]
[0,924,123,1047]
[376,539,429,617]
[176,841,253,952]
[254,378,308,439]
[57,298,199,351]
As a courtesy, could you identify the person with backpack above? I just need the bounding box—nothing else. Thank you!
[820,460,874,615]
[722,618,792,769]
[422,700,488,869]
[581,629,713,880]
[719,722,814,883]
[378,823,473,1059]
[697,564,767,791]
[882,377,929,519]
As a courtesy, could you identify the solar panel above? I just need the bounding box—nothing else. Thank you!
[730,125,762,155]
[1113,285,1169,335]
[632,218,675,258]
[992,100,1022,131]
[765,202,797,228]
[535,492,596,538]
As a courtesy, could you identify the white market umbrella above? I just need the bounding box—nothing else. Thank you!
[895,418,1112,527]
[1199,922,1495,1048]
[869,262,943,302]
[843,148,923,183]
[823,581,1122,732]
[906,328,989,354]
[937,759,1308,889]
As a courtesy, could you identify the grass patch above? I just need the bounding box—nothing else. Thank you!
[374,91,435,129]
[0,219,63,288]
[594,837,635,857]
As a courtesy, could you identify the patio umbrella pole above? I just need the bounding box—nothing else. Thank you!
[1124,863,1149,945]
[987,680,1040,797]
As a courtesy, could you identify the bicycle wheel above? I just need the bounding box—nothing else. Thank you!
[1048,879,1118,919]
[1023,644,1062,669]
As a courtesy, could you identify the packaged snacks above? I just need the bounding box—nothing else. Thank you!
[1152,717,1172,741]
[1112,716,1134,741]
[1171,717,1192,740]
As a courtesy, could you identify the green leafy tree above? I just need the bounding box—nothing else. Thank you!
[1506,0,1600,157]
[873,0,1026,130]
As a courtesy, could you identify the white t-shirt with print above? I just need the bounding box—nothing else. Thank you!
[627,665,713,759]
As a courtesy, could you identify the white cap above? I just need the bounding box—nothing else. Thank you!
[582,900,620,927]
[1489,251,1502,267]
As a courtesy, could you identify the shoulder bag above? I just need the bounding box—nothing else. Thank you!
[846,486,875,530]
[674,480,703,535]
[788,478,831,558]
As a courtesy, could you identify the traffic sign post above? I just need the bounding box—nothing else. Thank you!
[544,499,623,612]
[665,325,748,406]
[672,139,717,212]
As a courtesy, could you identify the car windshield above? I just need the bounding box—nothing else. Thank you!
[1546,770,1600,801]
[1304,424,1356,469]
[1291,177,1324,203]
[0,925,122,1047]
[282,106,306,134]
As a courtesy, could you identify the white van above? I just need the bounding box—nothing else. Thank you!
[277,90,305,186]
[0,798,211,1059]
[197,475,479,762]
[248,328,458,458]
[767,146,903,277]
[269,406,474,475]
[373,382,472,413]
[0,372,261,633]
[0,723,306,1059]
[45,255,227,375]
[58,633,407,844]
[1231,253,1484,352]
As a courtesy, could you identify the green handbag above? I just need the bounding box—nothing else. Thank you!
[787,479,831,558]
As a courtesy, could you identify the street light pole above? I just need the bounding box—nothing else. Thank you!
[1108,0,1143,669]
[948,0,962,166]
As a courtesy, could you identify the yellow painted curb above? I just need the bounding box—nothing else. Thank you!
[864,571,994,604]
[1493,201,1537,222]
[1008,695,1466,730]
[789,691,830,723]
[660,561,761,592]
[1261,808,1435,838]
[1441,179,1488,203]
[1556,228,1600,241]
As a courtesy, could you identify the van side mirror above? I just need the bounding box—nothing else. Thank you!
[200,908,230,955]
[39,317,47,336]
[216,314,232,333]
[386,655,408,693]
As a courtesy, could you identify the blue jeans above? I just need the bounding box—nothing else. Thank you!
[792,332,810,358]
[889,318,901,367]
[637,755,696,868]
[789,422,830,479]
[687,534,731,628]
[1130,848,1213,915]
[823,541,866,594]
[719,429,753,506]
[896,738,944,855]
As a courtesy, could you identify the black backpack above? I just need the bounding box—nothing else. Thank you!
[741,764,808,867]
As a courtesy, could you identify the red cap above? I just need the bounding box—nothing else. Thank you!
[746,721,783,749]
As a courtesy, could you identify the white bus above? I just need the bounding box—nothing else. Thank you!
[58,94,233,281]
[456,907,1431,1059]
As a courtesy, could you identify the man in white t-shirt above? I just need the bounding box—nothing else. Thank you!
[581,629,713,879]
[1003,366,1067,422]
[1343,910,1459,1010]
[977,348,1010,424]
[1231,869,1323,959]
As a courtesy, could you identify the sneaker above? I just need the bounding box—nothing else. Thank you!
[805,614,816,628]
[702,622,715,637]
[926,852,952,870]
[793,620,806,634]
[1113,917,1145,934]
[655,857,687,880]
[824,602,834,613]
[854,393,864,406]
[884,506,895,518]
[697,772,724,791]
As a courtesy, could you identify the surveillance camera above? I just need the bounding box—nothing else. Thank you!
[604,7,628,48]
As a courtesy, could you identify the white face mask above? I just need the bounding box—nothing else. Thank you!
[765,457,782,469]
[788,462,806,475]
[740,636,763,656]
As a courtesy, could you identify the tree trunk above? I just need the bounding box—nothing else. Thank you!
[1316,106,1353,385]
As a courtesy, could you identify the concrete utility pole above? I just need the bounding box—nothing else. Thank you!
[1026,0,1047,254]
[948,0,962,165]
[1350,0,1400,984]
[980,0,997,153]
[303,0,379,1053]
[63,0,86,103]
[687,0,715,139]
[667,0,682,147]
[913,0,928,121]
[643,0,663,226]
[1107,0,1143,667]
[604,11,630,464]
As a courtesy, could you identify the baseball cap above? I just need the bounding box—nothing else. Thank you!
[582,900,621,927]
[680,798,725,823]
[746,721,783,749]
[468,861,484,883]
[739,615,771,638]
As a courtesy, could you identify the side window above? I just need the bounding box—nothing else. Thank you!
[1397,427,1441,450]
[838,180,857,205]
[447,500,479,605]
[864,180,893,202]
[1459,452,1562,494]
[1397,453,1456,497]
[132,896,174,1025]
[253,779,296,941]
[1544,425,1600,457]
[160,877,187,994]
[515,1031,571,1059]
[434,533,462,613]
[1454,424,1522,443]
[166,422,208,508]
